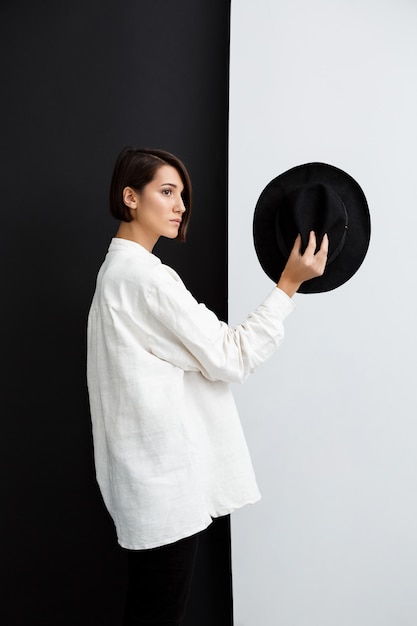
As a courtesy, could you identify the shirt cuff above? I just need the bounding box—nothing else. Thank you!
[262,286,296,322]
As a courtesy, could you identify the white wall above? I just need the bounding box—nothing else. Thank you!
[229,1,417,625]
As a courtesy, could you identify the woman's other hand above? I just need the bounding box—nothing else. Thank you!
[277,231,329,297]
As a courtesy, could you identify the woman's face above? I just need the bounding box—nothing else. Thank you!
[126,165,186,250]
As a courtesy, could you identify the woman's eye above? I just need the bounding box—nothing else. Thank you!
[162,189,172,196]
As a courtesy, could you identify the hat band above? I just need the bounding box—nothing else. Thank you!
[324,197,348,265]
[327,213,348,265]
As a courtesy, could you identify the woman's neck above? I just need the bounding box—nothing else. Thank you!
[115,222,157,252]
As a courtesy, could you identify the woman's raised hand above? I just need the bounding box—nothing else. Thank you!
[277,231,329,297]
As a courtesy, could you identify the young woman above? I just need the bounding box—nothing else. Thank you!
[87,147,328,625]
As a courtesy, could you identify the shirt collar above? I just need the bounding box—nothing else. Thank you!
[108,237,161,264]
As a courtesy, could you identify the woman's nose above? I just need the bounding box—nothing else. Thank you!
[176,197,186,213]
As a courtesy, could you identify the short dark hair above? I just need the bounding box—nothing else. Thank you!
[109,146,192,242]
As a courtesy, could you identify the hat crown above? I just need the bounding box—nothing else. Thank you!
[276,182,348,264]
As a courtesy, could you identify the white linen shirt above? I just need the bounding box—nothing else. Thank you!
[87,238,295,549]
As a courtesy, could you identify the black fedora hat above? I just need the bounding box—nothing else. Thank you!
[253,162,371,293]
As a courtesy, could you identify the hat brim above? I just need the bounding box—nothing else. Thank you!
[253,162,371,293]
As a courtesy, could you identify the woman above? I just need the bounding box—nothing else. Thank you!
[87,146,328,625]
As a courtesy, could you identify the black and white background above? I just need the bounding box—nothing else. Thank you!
[2,1,417,625]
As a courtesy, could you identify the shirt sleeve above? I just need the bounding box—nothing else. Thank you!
[143,264,295,384]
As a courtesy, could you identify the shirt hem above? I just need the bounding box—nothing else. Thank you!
[117,517,213,551]
[116,494,262,550]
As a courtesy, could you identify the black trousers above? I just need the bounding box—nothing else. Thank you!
[122,532,200,626]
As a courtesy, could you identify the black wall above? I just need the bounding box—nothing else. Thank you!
[1,2,232,624]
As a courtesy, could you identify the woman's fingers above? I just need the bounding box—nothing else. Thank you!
[315,233,329,274]
[278,231,329,296]
[318,232,329,254]
[288,234,302,257]
[306,230,317,252]
[299,231,328,276]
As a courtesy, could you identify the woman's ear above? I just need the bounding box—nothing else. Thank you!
[123,186,139,211]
